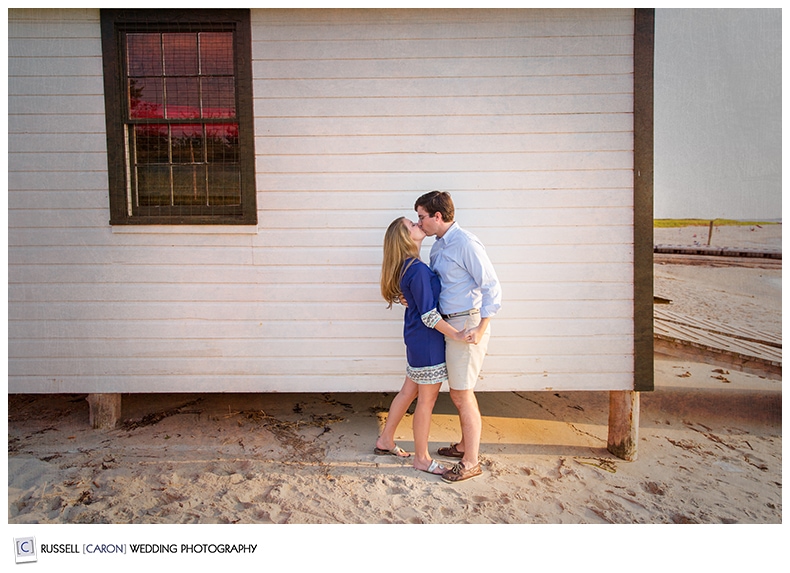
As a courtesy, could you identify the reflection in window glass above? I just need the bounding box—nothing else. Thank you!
[202,78,236,117]
[129,77,164,119]
[200,32,234,75]
[163,33,198,76]
[206,123,239,163]
[134,124,169,163]
[165,77,200,118]
[137,165,172,206]
[124,30,239,209]
[171,124,204,163]
[126,33,162,76]
[173,165,208,206]
[208,165,241,206]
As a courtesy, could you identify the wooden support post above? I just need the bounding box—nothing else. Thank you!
[87,393,122,429]
[607,390,639,461]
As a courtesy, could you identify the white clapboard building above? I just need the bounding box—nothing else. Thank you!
[8,8,654,456]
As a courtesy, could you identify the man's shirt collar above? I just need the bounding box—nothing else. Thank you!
[437,222,459,243]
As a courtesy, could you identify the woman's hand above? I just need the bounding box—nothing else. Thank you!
[433,317,469,343]
[449,329,468,343]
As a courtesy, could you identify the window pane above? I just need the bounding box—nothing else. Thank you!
[137,165,172,206]
[163,33,198,76]
[200,32,234,75]
[171,124,204,163]
[127,33,162,76]
[208,165,241,206]
[128,77,164,119]
[206,123,239,163]
[134,124,169,163]
[165,77,200,119]
[201,78,236,117]
[173,165,207,205]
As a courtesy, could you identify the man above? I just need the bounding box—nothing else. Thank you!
[414,190,502,483]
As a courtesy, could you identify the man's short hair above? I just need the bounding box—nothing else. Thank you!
[415,190,455,222]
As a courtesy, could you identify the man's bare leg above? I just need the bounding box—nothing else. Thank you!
[449,388,481,468]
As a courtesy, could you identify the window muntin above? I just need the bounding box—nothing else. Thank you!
[101,10,255,225]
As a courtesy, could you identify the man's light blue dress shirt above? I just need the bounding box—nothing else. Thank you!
[429,223,502,319]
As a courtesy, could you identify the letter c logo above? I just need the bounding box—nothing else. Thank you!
[15,538,37,564]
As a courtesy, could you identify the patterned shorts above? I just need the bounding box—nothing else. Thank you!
[406,362,448,385]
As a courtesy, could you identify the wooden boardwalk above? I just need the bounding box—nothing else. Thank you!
[654,244,781,259]
[654,307,782,379]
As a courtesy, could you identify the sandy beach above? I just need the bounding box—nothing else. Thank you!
[7,224,782,535]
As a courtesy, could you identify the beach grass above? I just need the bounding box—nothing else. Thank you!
[654,219,780,228]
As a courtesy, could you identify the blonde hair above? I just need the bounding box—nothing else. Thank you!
[380,217,420,309]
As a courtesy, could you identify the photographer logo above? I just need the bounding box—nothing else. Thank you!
[15,537,37,564]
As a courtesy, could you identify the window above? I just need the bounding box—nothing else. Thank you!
[101,10,256,225]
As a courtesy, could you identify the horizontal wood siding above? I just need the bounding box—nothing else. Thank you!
[8,8,635,393]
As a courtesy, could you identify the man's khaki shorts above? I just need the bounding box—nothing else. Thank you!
[444,310,490,391]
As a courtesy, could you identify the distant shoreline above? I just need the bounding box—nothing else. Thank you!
[654,219,781,228]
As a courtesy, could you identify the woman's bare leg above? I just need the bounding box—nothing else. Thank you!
[412,383,442,470]
[375,377,418,456]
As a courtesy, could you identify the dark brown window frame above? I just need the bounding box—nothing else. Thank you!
[101,9,256,225]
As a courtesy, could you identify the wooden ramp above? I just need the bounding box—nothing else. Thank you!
[653,307,781,379]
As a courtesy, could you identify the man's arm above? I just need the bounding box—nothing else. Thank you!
[463,238,502,319]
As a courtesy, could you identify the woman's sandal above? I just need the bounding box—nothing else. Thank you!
[374,444,410,457]
[416,459,447,475]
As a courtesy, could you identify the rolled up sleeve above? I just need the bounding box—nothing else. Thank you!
[463,240,502,319]
[421,308,442,329]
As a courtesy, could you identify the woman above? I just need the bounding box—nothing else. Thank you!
[374,217,466,475]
